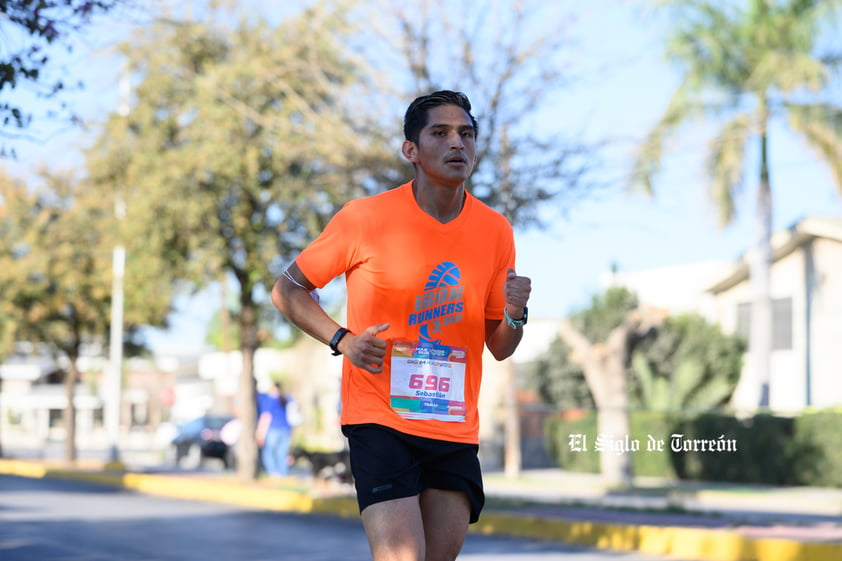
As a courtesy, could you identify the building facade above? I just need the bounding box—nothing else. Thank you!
[608,216,842,413]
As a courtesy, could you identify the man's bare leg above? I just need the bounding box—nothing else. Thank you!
[361,496,425,561]
[360,490,470,561]
[420,489,470,561]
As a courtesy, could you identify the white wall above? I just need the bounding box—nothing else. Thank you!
[714,235,842,413]
[809,238,842,408]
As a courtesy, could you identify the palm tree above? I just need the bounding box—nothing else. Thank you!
[632,0,842,409]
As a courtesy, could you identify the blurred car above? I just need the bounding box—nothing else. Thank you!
[169,414,235,469]
[219,417,242,469]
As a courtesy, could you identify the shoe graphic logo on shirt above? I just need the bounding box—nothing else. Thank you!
[408,262,465,342]
[425,262,461,290]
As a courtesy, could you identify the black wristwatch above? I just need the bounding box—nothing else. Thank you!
[329,327,351,356]
[503,306,528,329]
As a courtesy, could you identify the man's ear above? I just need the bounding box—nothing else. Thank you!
[401,139,418,163]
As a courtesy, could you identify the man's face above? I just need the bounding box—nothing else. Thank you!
[405,104,477,187]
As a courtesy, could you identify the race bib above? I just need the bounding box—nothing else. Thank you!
[389,340,467,422]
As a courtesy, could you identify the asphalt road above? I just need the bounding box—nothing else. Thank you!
[0,474,687,561]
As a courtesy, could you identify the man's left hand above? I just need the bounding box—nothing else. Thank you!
[504,268,531,316]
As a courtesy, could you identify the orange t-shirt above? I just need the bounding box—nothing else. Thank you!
[296,181,515,444]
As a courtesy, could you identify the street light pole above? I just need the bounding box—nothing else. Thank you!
[105,72,131,466]
[106,239,125,464]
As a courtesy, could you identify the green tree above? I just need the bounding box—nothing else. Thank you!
[531,311,744,414]
[0,170,26,459]
[367,0,601,477]
[556,287,661,485]
[632,0,842,408]
[0,167,173,462]
[0,170,109,462]
[0,0,130,154]
[527,288,641,412]
[203,301,292,351]
[526,337,594,411]
[366,0,600,227]
[87,2,396,481]
[0,173,26,360]
[535,293,743,483]
[632,313,745,412]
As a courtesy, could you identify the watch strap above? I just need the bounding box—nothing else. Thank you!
[503,306,528,329]
[329,327,351,356]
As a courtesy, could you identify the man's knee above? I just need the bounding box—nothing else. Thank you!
[420,489,470,561]
[361,496,425,560]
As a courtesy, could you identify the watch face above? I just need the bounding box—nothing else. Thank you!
[330,327,350,355]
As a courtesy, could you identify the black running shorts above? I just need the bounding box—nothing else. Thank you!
[341,423,485,523]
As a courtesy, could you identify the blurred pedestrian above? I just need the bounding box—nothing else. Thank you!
[255,381,297,478]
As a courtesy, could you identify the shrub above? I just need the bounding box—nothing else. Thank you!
[545,409,599,474]
[790,409,842,487]
[669,413,794,484]
[545,409,842,488]
[546,409,678,478]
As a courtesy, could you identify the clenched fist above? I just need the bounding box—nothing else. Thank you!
[504,268,531,317]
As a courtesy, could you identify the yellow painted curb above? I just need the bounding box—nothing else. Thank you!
[122,473,315,513]
[472,512,842,561]
[310,495,360,518]
[2,459,839,561]
[0,459,48,478]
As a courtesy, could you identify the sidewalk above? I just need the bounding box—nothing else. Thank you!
[1,455,840,561]
[480,469,842,560]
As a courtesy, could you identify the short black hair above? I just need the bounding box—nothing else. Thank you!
[403,90,478,144]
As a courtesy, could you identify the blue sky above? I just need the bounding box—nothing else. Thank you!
[5,1,841,353]
[514,1,842,320]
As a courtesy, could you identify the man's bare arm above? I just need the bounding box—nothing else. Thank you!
[271,262,390,373]
[485,269,531,360]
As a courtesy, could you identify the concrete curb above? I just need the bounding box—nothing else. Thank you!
[1,459,839,561]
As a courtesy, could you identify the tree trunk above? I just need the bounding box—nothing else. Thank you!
[596,406,631,485]
[557,312,660,487]
[596,343,632,487]
[63,358,79,463]
[751,121,773,409]
[235,295,261,482]
[558,321,632,486]
[236,346,259,482]
[221,275,231,352]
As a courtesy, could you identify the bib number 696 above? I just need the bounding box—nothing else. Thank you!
[409,374,450,392]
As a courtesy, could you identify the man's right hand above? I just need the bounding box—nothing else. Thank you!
[343,323,390,373]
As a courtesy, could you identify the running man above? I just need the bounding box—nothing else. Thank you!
[272,90,531,561]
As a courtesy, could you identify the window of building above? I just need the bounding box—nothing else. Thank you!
[772,298,793,350]
[733,297,793,350]
[736,302,751,342]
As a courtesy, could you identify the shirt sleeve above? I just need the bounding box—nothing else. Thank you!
[296,201,362,289]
